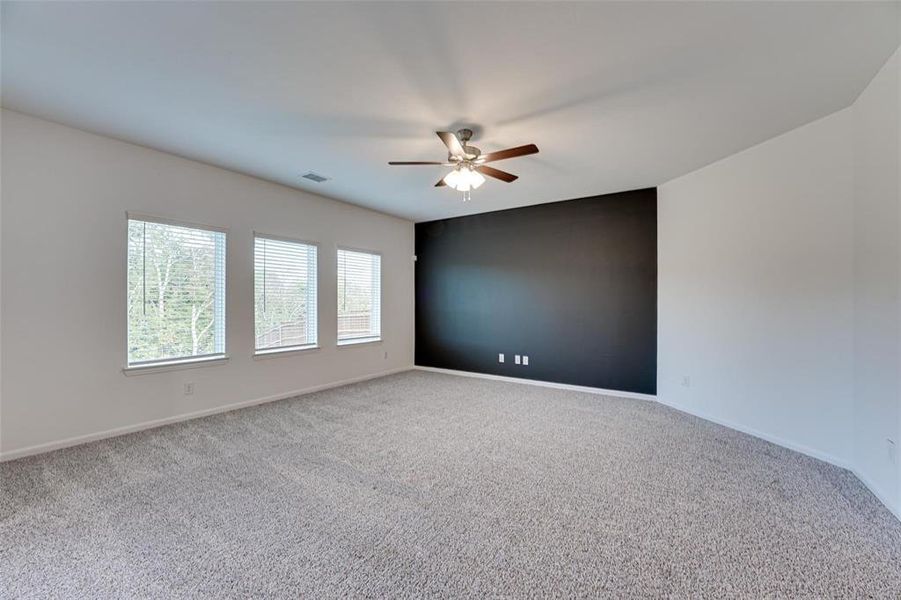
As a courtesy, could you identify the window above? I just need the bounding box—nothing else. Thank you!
[126,216,227,367]
[254,235,318,353]
[337,248,381,344]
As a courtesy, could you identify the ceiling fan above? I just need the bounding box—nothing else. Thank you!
[388,129,539,201]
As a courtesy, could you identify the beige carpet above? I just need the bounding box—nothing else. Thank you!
[2,370,900,598]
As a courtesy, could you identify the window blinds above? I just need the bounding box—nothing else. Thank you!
[337,248,381,343]
[127,217,226,366]
[254,236,318,352]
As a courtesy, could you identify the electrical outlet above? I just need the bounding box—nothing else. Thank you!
[681,376,691,388]
[523,355,529,366]
[498,353,505,363]
[515,355,521,365]
[184,383,194,396]
[888,439,897,465]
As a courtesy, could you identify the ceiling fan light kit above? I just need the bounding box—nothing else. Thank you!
[389,128,539,202]
[443,166,485,191]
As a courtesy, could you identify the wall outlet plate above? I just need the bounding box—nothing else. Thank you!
[681,376,691,387]
[523,356,529,366]
[184,383,194,396]
[498,353,505,363]
[515,355,521,365]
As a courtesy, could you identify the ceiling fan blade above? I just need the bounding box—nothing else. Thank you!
[478,144,539,163]
[476,165,518,183]
[436,131,466,158]
[388,161,448,165]
[434,177,447,187]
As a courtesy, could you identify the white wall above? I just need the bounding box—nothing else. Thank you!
[852,48,901,513]
[658,109,855,466]
[0,109,415,457]
[660,47,901,518]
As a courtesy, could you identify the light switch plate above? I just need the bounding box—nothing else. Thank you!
[515,355,521,365]
[498,353,505,363]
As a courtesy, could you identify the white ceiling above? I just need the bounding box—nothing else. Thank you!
[2,1,899,222]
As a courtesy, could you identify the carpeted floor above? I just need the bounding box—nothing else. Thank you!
[2,370,901,598]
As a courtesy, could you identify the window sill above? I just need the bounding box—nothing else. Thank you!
[337,337,382,348]
[123,355,229,376]
[253,345,320,360]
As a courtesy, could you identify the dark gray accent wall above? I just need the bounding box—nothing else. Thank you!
[415,188,657,394]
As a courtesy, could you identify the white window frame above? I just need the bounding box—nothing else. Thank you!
[123,212,229,373]
[336,246,382,347]
[253,232,320,357]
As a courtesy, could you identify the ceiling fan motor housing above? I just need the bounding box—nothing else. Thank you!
[453,129,481,160]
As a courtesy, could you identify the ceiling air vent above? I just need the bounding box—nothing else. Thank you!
[301,171,330,183]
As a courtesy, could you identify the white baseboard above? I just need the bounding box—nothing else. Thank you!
[0,366,412,462]
[418,366,900,522]
[653,396,850,469]
[851,466,901,521]
[6,364,899,523]
[413,365,657,401]
[416,366,838,467]
[652,397,901,522]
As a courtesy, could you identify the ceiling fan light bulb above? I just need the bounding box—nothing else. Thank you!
[443,169,460,189]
